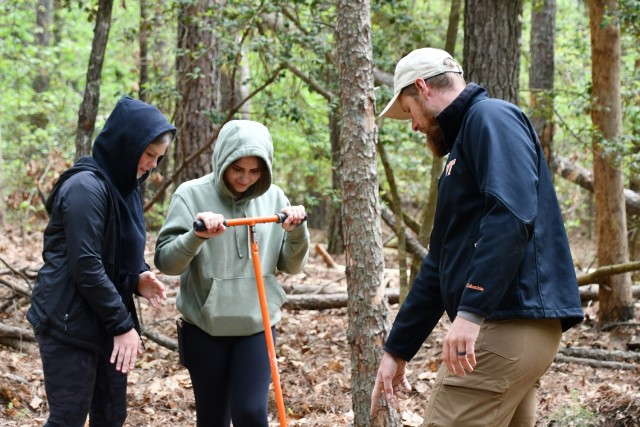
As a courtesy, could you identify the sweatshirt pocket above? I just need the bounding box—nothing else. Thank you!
[200,274,286,336]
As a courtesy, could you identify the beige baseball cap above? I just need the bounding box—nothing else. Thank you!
[379,48,463,120]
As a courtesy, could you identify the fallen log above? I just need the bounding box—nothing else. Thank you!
[315,243,340,269]
[0,322,36,342]
[284,290,399,310]
[0,276,32,299]
[0,337,38,355]
[280,283,637,310]
[577,262,640,286]
[142,328,177,351]
[552,156,640,216]
[553,354,637,370]
[380,204,428,259]
[282,282,347,295]
[558,346,640,363]
[579,284,640,300]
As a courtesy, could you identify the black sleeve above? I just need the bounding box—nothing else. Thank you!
[384,253,444,361]
[60,174,135,336]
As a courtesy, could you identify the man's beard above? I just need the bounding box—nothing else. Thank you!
[421,102,449,157]
[426,126,449,158]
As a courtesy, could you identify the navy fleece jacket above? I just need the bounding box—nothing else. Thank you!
[384,84,583,361]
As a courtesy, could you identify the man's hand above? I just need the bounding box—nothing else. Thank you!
[442,316,480,376]
[137,271,167,308]
[370,351,412,416]
[280,205,306,232]
[111,329,142,374]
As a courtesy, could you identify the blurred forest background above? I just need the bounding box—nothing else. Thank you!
[0,0,639,426]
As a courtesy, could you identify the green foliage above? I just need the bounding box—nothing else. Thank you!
[0,1,156,217]
[605,0,640,37]
[1,0,639,231]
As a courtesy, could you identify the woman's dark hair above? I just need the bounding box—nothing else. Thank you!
[150,130,175,146]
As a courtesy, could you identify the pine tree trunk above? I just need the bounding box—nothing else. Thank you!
[327,107,345,254]
[464,0,523,104]
[588,0,634,323]
[529,0,556,174]
[32,0,53,128]
[74,0,113,159]
[174,1,221,185]
[335,1,399,425]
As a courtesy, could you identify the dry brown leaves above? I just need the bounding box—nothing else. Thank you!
[0,227,638,426]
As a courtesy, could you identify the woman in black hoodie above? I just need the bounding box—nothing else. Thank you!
[27,97,176,427]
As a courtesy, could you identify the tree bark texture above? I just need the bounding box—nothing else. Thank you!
[529,0,557,173]
[328,107,345,255]
[34,0,52,93]
[74,0,113,159]
[174,0,221,185]
[377,142,408,302]
[588,0,634,322]
[139,0,149,103]
[463,0,523,104]
[0,137,4,228]
[335,1,399,425]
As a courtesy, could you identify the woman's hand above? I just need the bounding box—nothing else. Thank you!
[111,329,142,373]
[280,205,306,232]
[194,211,227,239]
[137,270,167,308]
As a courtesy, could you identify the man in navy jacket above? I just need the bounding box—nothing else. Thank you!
[370,48,583,426]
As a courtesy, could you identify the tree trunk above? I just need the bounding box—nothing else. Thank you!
[377,143,408,302]
[0,134,4,229]
[34,0,52,94]
[174,1,221,185]
[32,0,53,128]
[464,0,523,104]
[328,107,345,254]
[335,1,399,425]
[588,0,634,323]
[139,0,149,103]
[74,0,114,159]
[409,0,459,286]
[138,0,149,205]
[529,0,556,174]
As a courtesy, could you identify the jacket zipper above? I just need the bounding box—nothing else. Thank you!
[64,293,78,332]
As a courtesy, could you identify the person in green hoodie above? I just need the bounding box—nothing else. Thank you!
[154,120,310,427]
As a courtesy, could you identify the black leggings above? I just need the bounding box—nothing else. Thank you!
[180,321,274,427]
[35,333,127,427]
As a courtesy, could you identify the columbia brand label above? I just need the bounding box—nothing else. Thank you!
[446,159,457,176]
[466,283,484,292]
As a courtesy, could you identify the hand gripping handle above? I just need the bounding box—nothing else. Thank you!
[193,213,298,232]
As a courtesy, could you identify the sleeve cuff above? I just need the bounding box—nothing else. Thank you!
[457,310,485,325]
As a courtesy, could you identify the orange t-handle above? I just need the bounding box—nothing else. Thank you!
[192,213,289,426]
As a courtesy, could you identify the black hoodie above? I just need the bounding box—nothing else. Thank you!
[27,97,176,353]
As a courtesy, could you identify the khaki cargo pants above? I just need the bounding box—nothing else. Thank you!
[422,318,562,427]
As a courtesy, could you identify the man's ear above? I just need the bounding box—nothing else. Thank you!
[414,78,430,97]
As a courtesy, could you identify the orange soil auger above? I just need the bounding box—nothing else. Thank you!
[194,213,300,427]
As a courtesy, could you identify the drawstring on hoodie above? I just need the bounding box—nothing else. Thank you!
[231,206,253,260]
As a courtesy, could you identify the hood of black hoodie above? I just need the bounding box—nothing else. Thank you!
[92,96,176,194]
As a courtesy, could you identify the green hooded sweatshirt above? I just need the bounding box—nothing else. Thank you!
[155,120,310,336]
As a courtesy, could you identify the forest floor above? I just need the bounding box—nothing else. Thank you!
[0,224,638,427]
